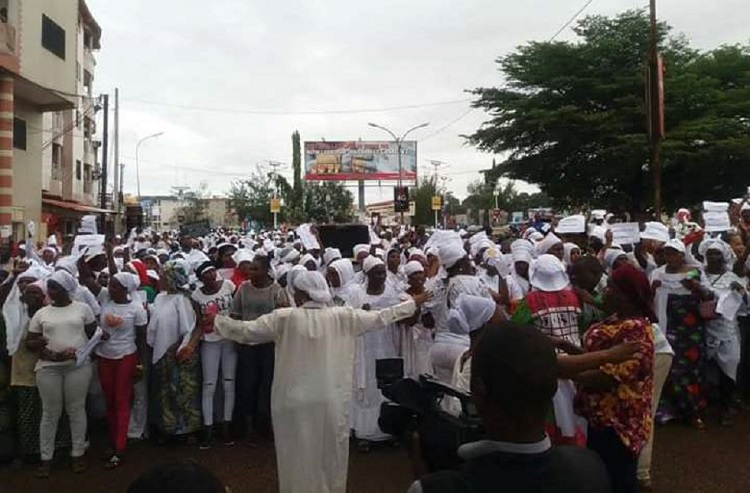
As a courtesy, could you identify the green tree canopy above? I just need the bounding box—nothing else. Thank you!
[467,9,750,212]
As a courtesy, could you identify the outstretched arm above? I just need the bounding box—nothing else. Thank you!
[352,300,418,336]
[214,312,279,345]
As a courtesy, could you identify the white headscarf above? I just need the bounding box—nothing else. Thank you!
[603,246,628,271]
[362,256,385,274]
[293,270,333,306]
[286,265,307,307]
[510,239,535,264]
[233,249,256,266]
[323,248,342,265]
[447,294,497,335]
[699,238,734,265]
[48,270,78,295]
[281,248,302,264]
[535,233,562,256]
[55,256,79,277]
[113,272,141,294]
[330,259,365,308]
[300,253,318,269]
[3,267,50,356]
[404,260,425,277]
[439,242,466,269]
[563,243,580,267]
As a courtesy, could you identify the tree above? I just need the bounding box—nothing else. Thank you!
[467,9,750,212]
[288,130,305,222]
[228,166,276,228]
[303,182,355,223]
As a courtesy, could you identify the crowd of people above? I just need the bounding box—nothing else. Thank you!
[2,205,750,493]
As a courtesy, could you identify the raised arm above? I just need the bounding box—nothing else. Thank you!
[214,311,280,345]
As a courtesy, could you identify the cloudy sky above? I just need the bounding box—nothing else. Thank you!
[86,0,748,204]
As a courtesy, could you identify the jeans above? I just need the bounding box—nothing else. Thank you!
[99,353,138,453]
[235,343,274,435]
[201,339,238,426]
[36,362,93,461]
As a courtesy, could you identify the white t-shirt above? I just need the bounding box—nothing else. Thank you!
[191,280,236,342]
[96,299,149,360]
[28,301,96,368]
[75,285,101,317]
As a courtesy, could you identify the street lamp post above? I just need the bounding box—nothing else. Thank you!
[368,122,429,225]
[135,132,164,201]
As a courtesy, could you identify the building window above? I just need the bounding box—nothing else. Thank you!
[42,14,66,60]
[13,118,26,150]
[83,164,92,193]
[51,143,62,180]
[75,160,82,180]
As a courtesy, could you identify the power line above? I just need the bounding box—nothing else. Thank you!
[122,97,473,115]
[549,0,594,41]
[421,107,475,141]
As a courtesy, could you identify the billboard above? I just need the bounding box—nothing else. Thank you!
[304,141,417,181]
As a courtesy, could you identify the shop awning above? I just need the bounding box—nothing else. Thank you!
[42,198,115,214]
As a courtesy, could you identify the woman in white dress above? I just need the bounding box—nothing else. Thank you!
[350,256,407,451]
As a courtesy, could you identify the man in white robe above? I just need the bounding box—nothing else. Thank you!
[214,270,430,493]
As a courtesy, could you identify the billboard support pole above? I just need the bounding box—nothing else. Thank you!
[358,180,365,212]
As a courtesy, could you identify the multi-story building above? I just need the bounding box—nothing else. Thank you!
[138,195,239,232]
[0,0,102,244]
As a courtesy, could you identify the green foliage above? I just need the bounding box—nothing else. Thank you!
[467,9,750,211]
[228,167,276,227]
[410,176,440,226]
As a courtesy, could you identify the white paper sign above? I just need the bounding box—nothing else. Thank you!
[555,215,586,234]
[609,223,641,245]
[76,327,103,367]
[703,201,728,212]
[703,211,731,232]
[72,234,105,256]
[717,291,743,321]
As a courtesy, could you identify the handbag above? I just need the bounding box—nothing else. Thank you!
[698,273,725,320]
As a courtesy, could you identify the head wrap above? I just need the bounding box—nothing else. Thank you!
[281,248,301,264]
[603,247,628,271]
[146,269,161,282]
[55,256,79,277]
[163,260,191,292]
[323,248,342,265]
[408,249,427,262]
[300,253,318,269]
[404,260,425,277]
[610,263,657,322]
[447,294,497,335]
[233,249,256,266]
[510,239,535,264]
[48,270,78,295]
[353,244,370,259]
[529,254,569,292]
[699,238,734,265]
[292,270,333,306]
[274,263,291,281]
[113,272,141,294]
[330,259,356,287]
[563,243,580,266]
[439,242,467,269]
[362,256,385,274]
[741,203,750,213]
[535,233,562,256]
[18,263,52,283]
[664,238,686,255]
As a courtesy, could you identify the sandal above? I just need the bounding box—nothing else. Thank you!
[71,456,87,474]
[104,454,124,470]
[36,460,52,479]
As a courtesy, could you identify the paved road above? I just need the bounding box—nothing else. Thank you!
[4,413,750,492]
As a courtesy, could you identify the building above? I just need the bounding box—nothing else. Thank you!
[364,199,414,226]
[0,0,103,244]
[139,195,239,232]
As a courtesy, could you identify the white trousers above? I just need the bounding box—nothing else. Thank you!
[36,362,93,461]
[638,353,674,481]
[201,339,238,426]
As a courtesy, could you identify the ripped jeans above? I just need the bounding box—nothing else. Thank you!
[201,339,238,426]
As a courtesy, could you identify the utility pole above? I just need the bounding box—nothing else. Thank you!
[268,161,283,230]
[113,88,120,232]
[430,160,446,228]
[648,0,664,219]
[99,93,109,233]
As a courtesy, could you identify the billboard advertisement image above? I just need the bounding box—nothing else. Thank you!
[304,141,417,181]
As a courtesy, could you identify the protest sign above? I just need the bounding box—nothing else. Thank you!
[555,215,586,234]
[609,223,641,245]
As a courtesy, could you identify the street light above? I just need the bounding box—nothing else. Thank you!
[367,122,429,224]
[135,131,164,201]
